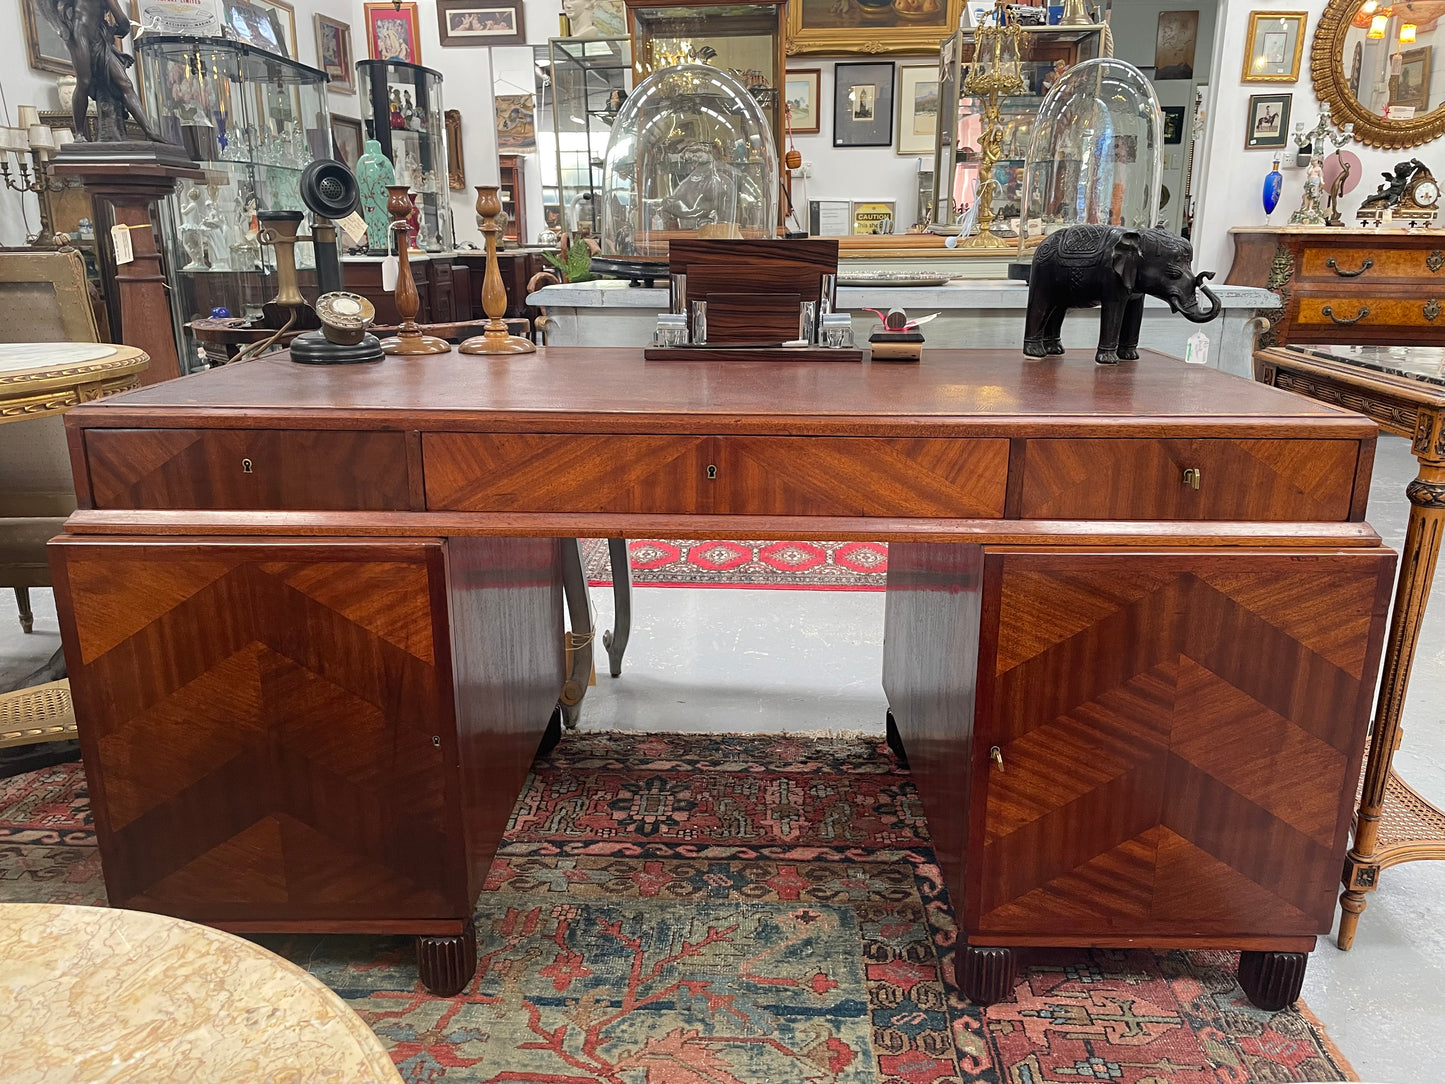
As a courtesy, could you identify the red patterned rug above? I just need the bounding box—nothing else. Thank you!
[0,734,1356,1083]
[582,538,889,590]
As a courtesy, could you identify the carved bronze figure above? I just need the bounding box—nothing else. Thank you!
[38,0,166,143]
[1023,225,1221,365]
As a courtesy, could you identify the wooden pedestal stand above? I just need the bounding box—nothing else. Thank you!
[459,185,535,355]
[50,144,204,385]
[378,185,448,356]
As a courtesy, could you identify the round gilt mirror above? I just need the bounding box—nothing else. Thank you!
[1311,0,1445,147]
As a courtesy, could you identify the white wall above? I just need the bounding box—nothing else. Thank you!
[1193,0,1445,275]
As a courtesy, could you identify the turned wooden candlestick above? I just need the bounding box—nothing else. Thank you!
[379,185,449,356]
[460,184,536,355]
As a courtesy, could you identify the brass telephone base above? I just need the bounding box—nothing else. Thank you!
[459,329,537,355]
[380,333,451,356]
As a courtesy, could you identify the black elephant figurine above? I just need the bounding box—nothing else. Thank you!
[1023,224,1222,364]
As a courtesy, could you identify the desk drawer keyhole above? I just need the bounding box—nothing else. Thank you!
[1182,467,1202,490]
[241,458,254,474]
[706,464,717,480]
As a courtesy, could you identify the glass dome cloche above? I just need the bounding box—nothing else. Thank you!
[1011,58,1164,270]
[599,63,779,276]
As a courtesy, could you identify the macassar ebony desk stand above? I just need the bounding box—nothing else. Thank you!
[1256,344,1445,949]
[51,348,1395,1004]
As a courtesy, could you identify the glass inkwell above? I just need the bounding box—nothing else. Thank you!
[1008,58,1163,278]
[597,63,779,282]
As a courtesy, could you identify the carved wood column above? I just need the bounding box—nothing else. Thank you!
[51,150,204,385]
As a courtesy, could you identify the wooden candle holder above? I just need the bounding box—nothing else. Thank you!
[379,185,449,356]
[459,185,536,355]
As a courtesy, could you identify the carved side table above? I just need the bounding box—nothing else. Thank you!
[1256,343,1445,949]
[0,342,149,422]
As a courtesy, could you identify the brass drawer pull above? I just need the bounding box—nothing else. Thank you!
[1428,249,1444,273]
[1427,299,1442,322]
[989,746,1004,772]
[241,458,253,474]
[1321,304,1370,325]
[1182,467,1202,490]
[1326,256,1373,277]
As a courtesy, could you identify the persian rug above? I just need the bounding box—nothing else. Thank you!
[0,734,1357,1084]
[581,538,889,591]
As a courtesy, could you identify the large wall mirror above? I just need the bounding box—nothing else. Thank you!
[1312,0,1445,147]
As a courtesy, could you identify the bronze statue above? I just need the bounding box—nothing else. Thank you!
[38,0,166,143]
[1360,159,1420,211]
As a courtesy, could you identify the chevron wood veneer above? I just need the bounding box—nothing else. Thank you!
[54,347,1396,1001]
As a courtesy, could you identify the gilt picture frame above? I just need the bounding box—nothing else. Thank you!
[315,14,354,94]
[21,0,71,75]
[1241,11,1306,83]
[897,64,940,156]
[788,0,965,57]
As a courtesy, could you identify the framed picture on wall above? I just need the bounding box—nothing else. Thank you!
[330,114,364,168]
[1154,10,1198,80]
[833,62,895,148]
[437,0,525,47]
[896,65,940,156]
[314,14,354,93]
[1395,47,1432,113]
[788,0,964,56]
[785,69,821,135]
[1245,92,1292,149]
[365,1,422,63]
[1242,11,1307,83]
[1162,106,1186,145]
[21,0,71,74]
[221,0,289,56]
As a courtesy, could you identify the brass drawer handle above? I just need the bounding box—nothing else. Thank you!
[1326,256,1373,277]
[1427,299,1442,322]
[989,746,1004,772]
[1428,249,1444,273]
[1182,467,1202,490]
[1321,304,1370,325]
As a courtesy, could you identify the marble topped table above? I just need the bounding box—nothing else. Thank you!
[0,903,403,1083]
[1255,343,1445,952]
[0,343,150,424]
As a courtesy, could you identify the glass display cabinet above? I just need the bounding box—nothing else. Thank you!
[624,0,786,161]
[931,22,1105,236]
[135,36,331,369]
[599,63,779,274]
[548,36,632,237]
[1013,58,1163,266]
[356,59,452,252]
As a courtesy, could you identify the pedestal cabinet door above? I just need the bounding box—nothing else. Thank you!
[49,537,466,923]
[968,549,1393,943]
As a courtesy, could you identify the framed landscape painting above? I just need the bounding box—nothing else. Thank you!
[785,69,821,134]
[788,0,964,56]
[897,64,939,156]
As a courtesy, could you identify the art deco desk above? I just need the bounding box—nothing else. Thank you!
[1256,344,1445,950]
[50,348,1395,1008]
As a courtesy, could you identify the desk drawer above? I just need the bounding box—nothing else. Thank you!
[1019,438,1360,521]
[1295,295,1445,330]
[1298,246,1445,283]
[86,429,411,510]
[423,432,1010,517]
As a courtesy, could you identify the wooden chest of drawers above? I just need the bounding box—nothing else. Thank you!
[1227,225,1445,346]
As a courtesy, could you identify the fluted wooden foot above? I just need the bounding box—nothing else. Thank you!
[957,945,1016,1005]
[1238,949,1307,1011]
[416,918,476,996]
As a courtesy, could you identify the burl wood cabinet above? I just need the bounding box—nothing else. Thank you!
[53,348,1393,1004]
[1226,225,1445,347]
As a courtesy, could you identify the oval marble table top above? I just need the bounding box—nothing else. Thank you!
[0,903,403,1083]
[0,343,150,424]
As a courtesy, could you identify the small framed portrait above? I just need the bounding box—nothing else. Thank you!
[437,0,525,47]
[1162,106,1186,145]
[365,1,422,64]
[21,0,71,74]
[897,65,940,156]
[314,14,354,94]
[784,69,821,135]
[834,62,895,148]
[330,114,364,169]
[1245,92,1292,149]
[1242,11,1306,82]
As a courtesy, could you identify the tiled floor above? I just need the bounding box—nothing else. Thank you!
[4,433,1442,1081]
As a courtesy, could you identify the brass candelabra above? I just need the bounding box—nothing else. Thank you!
[1,151,72,248]
[960,0,1026,249]
[459,185,536,355]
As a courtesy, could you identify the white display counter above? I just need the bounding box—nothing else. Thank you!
[528,279,1280,378]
